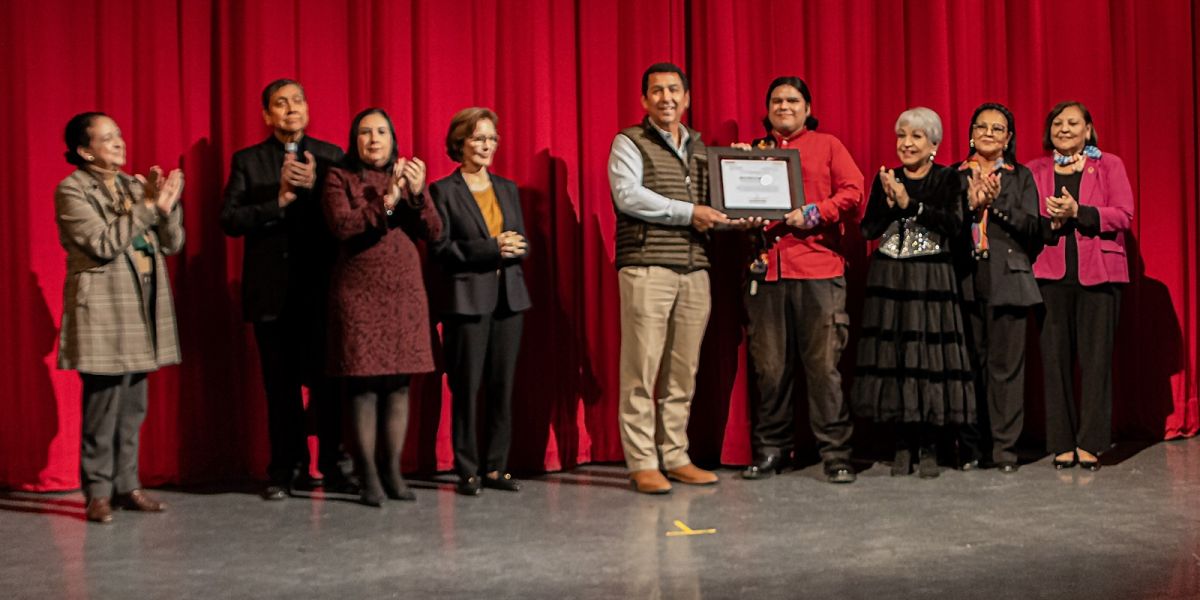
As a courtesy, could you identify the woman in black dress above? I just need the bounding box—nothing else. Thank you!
[854,107,974,478]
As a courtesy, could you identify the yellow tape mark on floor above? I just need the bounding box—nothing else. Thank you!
[666,519,716,536]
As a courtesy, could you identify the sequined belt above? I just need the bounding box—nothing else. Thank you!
[877,218,945,259]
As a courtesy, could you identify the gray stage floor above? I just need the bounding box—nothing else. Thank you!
[2,438,1198,599]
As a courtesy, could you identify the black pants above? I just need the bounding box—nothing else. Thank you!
[253,318,343,484]
[443,308,524,479]
[745,278,852,467]
[80,372,148,499]
[1038,281,1120,455]
[960,302,1029,465]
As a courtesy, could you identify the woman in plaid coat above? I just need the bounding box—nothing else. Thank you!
[55,112,185,524]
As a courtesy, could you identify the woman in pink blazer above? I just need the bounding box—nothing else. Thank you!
[1029,101,1133,471]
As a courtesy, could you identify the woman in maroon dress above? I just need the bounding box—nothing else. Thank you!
[322,108,443,506]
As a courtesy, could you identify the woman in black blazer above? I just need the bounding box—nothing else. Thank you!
[951,102,1043,473]
[430,107,532,496]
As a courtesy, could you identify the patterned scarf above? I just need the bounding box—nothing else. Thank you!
[958,158,1013,258]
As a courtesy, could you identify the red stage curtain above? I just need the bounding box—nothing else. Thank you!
[0,0,1195,491]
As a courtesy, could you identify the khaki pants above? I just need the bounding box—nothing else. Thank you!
[618,266,711,472]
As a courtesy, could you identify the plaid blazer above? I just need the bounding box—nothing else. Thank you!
[55,169,184,374]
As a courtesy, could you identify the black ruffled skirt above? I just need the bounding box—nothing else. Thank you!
[853,253,975,425]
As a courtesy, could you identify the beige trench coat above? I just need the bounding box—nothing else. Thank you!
[55,169,184,374]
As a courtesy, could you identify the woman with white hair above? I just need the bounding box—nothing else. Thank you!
[852,107,975,479]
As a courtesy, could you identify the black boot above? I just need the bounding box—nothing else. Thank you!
[891,424,914,476]
[918,425,940,479]
[918,445,940,479]
[891,446,913,476]
[742,454,788,480]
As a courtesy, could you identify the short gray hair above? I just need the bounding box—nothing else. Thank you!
[895,107,943,145]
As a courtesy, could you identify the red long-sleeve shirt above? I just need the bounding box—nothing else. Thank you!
[760,129,864,280]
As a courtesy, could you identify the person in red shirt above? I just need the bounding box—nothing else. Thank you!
[740,77,865,483]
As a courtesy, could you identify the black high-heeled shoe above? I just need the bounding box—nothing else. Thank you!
[359,470,385,506]
[1052,453,1078,470]
[741,454,787,480]
[382,476,416,501]
[360,485,385,507]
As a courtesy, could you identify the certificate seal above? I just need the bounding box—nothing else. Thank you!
[759,174,773,186]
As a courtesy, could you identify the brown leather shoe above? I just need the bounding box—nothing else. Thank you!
[113,489,166,512]
[667,463,719,485]
[86,498,113,524]
[629,469,672,494]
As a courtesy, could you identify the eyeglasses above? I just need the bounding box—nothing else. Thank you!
[972,123,1008,135]
[468,135,500,145]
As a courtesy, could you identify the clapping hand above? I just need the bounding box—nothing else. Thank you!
[402,156,426,195]
[967,168,1000,210]
[277,155,298,207]
[384,159,407,211]
[1046,186,1079,230]
[879,166,909,209]
[136,165,184,215]
[497,230,527,259]
[282,151,316,190]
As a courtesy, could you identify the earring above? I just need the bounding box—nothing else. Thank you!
[85,155,94,161]
[929,151,936,162]
[968,139,975,149]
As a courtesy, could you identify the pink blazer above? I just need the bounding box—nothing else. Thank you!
[1029,153,1134,285]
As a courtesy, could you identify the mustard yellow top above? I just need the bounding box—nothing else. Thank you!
[471,185,504,238]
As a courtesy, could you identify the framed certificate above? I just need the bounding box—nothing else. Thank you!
[708,147,804,219]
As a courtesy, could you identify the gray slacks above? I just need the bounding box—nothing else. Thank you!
[80,372,149,499]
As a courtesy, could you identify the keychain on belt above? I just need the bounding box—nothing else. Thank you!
[749,229,769,296]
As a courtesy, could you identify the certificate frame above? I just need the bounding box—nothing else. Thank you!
[707,147,805,219]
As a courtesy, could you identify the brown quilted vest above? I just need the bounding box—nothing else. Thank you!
[613,120,710,271]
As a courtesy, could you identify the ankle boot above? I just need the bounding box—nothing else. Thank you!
[918,445,940,479]
[891,447,912,476]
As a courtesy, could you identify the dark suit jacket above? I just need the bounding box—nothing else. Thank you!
[220,135,344,322]
[429,171,531,316]
[951,161,1043,307]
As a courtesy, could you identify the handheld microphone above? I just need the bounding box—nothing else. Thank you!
[284,142,298,155]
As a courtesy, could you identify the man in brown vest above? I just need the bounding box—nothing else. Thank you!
[608,63,729,494]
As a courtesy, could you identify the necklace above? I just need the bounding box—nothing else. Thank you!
[1053,145,1102,171]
